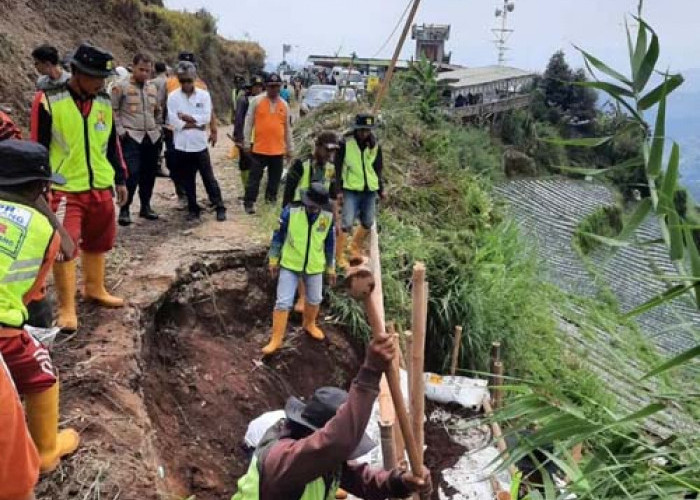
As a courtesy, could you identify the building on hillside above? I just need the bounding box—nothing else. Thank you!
[412,24,451,65]
[438,65,535,118]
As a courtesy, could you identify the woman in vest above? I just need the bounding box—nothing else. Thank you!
[0,140,80,474]
[264,183,336,355]
[334,113,384,269]
[282,131,340,314]
[231,332,432,500]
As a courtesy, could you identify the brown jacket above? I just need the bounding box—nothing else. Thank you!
[259,366,410,500]
[111,77,161,144]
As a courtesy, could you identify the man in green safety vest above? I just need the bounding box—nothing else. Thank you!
[232,331,432,500]
[334,113,384,269]
[282,131,340,314]
[264,183,336,355]
[32,43,129,331]
[0,140,80,474]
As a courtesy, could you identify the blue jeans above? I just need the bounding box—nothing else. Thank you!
[275,268,323,311]
[341,190,377,231]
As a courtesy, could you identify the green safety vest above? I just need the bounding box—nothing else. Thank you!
[281,204,333,275]
[0,200,54,327]
[232,424,340,500]
[342,138,379,192]
[46,88,116,192]
[293,159,336,202]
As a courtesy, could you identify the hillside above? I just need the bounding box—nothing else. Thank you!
[0,0,265,124]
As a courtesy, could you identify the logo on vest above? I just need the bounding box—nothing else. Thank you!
[317,216,329,233]
[95,110,107,132]
[0,204,33,259]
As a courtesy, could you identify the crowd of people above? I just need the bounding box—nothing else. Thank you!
[0,41,431,500]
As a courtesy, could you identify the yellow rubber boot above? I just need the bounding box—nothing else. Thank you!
[294,280,306,314]
[262,310,289,355]
[336,231,349,270]
[303,304,324,341]
[53,260,78,331]
[350,226,369,259]
[81,252,124,308]
[25,382,80,473]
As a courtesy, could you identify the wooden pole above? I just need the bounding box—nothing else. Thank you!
[483,396,518,477]
[491,341,501,365]
[403,330,413,377]
[450,326,463,376]
[388,325,406,465]
[492,360,504,410]
[410,263,427,466]
[365,226,422,477]
[380,423,397,470]
[372,0,422,113]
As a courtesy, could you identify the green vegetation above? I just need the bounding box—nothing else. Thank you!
[573,204,624,255]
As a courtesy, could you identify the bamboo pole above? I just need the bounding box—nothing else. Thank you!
[491,341,502,365]
[363,226,422,476]
[410,263,427,465]
[388,324,406,465]
[483,396,518,477]
[372,0,422,113]
[450,326,463,376]
[403,330,413,377]
[380,423,397,470]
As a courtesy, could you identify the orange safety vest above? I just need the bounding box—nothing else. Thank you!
[252,97,287,156]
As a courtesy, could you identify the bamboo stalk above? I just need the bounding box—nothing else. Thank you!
[450,326,463,376]
[403,330,413,378]
[483,396,518,477]
[388,324,406,464]
[410,263,427,463]
[491,341,502,365]
[380,423,397,470]
[372,0,423,113]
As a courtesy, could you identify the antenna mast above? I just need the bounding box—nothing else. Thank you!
[492,0,515,65]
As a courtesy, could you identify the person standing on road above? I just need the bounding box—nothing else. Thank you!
[167,61,227,222]
[233,76,264,197]
[232,331,432,500]
[282,132,339,314]
[0,140,80,475]
[263,183,335,355]
[334,113,384,269]
[111,52,161,226]
[243,73,293,214]
[31,43,128,332]
[280,83,291,103]
[31,44,71,91]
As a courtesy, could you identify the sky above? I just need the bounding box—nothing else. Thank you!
[163,0,700,74]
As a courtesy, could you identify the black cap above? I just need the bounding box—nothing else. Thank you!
[178,51,196,64]
[70,43,116,78]
[352,113,377,130]
[285,387,376,460]
[250,75,264,87]
[301,182,330,209]
[266,73,282,85]
[0,140,66,186]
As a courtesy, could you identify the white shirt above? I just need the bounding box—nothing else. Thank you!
[167,87,212,153]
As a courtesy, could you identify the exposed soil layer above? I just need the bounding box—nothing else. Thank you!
[143,260,363,499]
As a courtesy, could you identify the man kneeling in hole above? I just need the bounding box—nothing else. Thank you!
[232,331,432,500]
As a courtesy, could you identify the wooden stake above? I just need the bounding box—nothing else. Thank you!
[372,0,423,113]
[403,330,413,379]
[388,324,406,464]
[492,361,504,410]
[491,341,502,365]
[450,326,463,376]
[380,423,397,471]
[483,396,518,477]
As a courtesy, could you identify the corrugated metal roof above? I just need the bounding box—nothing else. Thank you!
[438,65,535,88]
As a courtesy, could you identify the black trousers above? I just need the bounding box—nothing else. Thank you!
[244,153,284,205]
[122,135,159,211]
[171,149,225,214]
[163,129,186,198]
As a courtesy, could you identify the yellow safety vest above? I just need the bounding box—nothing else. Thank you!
[281,204,333,275]
[342,138,379,192]
[0,200,54,327]
[293,159,335,202]
[46,88,115,192]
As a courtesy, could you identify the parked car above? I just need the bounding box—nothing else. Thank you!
[300,85,339,116]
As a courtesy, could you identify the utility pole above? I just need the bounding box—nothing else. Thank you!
[372,0,422,113]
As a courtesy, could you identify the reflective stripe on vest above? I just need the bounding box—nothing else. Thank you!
[342,138,379,192]
[252,96,287,156]
[47,90,115,192]
[0,201,54,327]
[293,160,335,202]
[231,456,339,500]
[280,205,333,275]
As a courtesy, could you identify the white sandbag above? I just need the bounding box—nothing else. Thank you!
[244,410,286,448]
[424,373,489,411]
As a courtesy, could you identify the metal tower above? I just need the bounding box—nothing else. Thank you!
[492,0,515,65]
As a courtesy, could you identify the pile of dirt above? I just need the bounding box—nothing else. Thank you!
[0,0,264,125]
